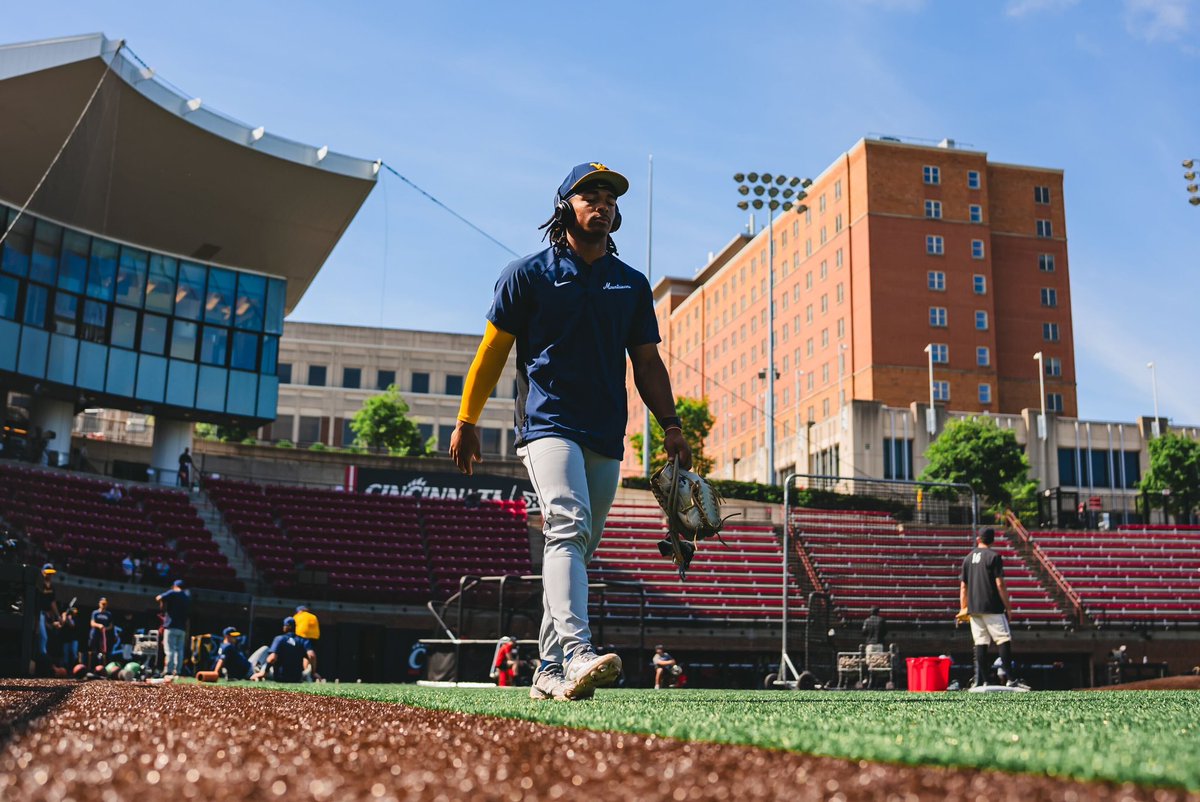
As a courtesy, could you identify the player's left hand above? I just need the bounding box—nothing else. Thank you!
[663,428,691,471]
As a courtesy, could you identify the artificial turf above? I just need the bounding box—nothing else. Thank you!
[228,683,1200,791]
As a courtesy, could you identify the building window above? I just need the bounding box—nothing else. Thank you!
[1043,322,1060,342]
[820,294,828,313]
[930,343,948,364]
[975,311,989,330]
[481,427,502,455]
[278,362,293,384]
[977,346,990,366]
[837,318,845,338]
[1045,357,1062,377]
[297,415,322,445]
[307,365,326,387]
[805,271,813,290]
[1041,288,1058,307]
[926,235,944,255]
[930,307,948,327]
[819,194,827,213]
[411,372,430,393]
[836,283,844,303]
[973,274,987,294]
[342,367,361,389]
[924,200,942,219]
[979,383,992,404]
[971,239,985,259]
[820,226,827,245]
[883,438,913,480]
[969,204,982,223]
[834,179,842,199]
[836,248,843,268]
[834,213,843,233]
[1047,393,1064,412]
[1036,219,1053,238]
[820,260,828,279]
[376,369,396,390]
[933,380,950,401]
[1039,253,1055,272]
[445,374,464,395]
[1034,186,1051,204]
[967,170,981,189]
[928,271,946,291]
[923,165,940,185]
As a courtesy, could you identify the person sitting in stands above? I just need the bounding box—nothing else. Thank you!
[101,484,123,503]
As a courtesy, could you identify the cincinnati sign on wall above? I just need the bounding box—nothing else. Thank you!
[345,466,539,513]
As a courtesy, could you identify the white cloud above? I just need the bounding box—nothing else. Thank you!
[1124,0,1193,42]
[1006,0,1080,17]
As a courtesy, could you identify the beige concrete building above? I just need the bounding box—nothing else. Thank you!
[268,321,519,458]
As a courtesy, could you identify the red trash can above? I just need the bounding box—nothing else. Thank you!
[906,656,952,692]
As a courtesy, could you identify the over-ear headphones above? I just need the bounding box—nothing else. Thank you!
[555,194,621,232]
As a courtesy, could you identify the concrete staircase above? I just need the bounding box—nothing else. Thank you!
[188,489,261,593]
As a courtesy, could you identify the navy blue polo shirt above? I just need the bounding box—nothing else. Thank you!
[217,641,252,679]
[159,589,190,630]
[488,246,659,459]
[268,633,308,682]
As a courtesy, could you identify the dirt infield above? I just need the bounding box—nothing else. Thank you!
[0,680,1196,801]
[1088,675,1200,691]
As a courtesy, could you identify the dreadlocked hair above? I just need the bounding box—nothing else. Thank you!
[538,202,618,256]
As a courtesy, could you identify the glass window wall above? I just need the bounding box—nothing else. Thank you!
[204,268,235,325]
[31,219,62,285]
[145,254,177,314]
[23,284,48,327]
[200,325,228,365]
[2,210,33,277]
[81,300,108,343]
[264,279,285,334]
[175,263,206,320]
[140,313,168,354]
[171,320,198,361]
[230,331,257,371]
[58,230,90,294]
[53,292,78,337]
[86,239,118,301]
[111,307,137,349]
[235,273,266,330]
[115,246,148,308]
[0,274,19,320]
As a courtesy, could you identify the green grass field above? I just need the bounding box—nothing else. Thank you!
[230,683,1200,790]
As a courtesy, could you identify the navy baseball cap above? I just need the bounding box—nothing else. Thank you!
[283,616,296,628]
[557,162,629,200]
[222,627,241,638]
[295,604,308,613]
[42,563,56,574]
[172,579,185,588]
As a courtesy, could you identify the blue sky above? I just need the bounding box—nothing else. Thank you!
[9,1,1200,425]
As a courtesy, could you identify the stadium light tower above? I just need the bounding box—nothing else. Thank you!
[923,344,937,435]
[734,171,812,484]
[1147,361,1161,437]
[1184,159,1199,206]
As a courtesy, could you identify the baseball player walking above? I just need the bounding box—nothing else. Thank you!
[451,162,690,701]
[960,528,1025,689]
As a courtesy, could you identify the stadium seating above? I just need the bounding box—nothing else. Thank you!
[791,508,1067,626]
[588,501,805,623]
[0,462,240,591]
[1026,527,1200,625]
[204,479,533,602]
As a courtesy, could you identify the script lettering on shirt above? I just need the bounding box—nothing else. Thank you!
[602,282,632,290]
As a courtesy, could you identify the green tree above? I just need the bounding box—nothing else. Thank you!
[919,416,1037,516]
[348,384,428,456]
[629,397,714,475]
[194,423,252,442]
[1139,433,1200,523]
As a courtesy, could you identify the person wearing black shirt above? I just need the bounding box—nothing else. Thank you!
[213,627,252,680]
[862,607,886,648]
[34,564,60,658]
[155,580,191,676]
[959,528,1021,688]
[88,597,114,668]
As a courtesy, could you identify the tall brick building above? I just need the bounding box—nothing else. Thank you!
[624,136,1076,481]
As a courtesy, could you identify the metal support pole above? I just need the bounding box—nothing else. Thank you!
[766,205,776,485]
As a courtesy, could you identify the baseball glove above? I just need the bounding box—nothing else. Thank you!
[650,461,730,542]
[955,607,971,624]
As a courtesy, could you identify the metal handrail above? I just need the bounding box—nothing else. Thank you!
[1004,509,1086,627]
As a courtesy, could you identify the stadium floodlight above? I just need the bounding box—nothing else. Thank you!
[734,168,815,485]
[737,200,749,210]
[1184,159,1195,169]
[1184,160,1199,207]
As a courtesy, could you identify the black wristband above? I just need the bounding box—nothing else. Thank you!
[658,415,682,430]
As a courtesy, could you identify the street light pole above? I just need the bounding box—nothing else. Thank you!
[1147,361,1161,437]
[923,343,936,435]
[735,172,811,485]
[1034,351,1048,492]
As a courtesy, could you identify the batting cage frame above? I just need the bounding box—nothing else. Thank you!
[771,473,977,689]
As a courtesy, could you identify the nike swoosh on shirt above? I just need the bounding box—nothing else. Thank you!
[553,279,571,287]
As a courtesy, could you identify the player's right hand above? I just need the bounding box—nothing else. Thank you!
[449,421,483,475]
